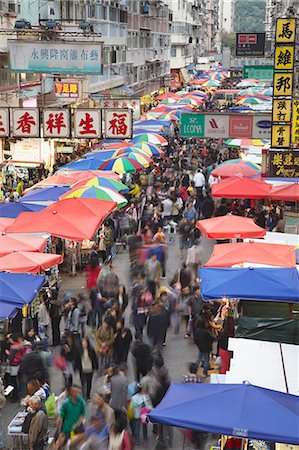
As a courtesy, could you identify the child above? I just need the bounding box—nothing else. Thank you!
[130,384,152,445]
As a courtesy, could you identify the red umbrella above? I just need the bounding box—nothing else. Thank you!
[156,93,180,101]
[0,234,47,257]
[0,251,62,273]
[212,178,271,199]
[189,79,206,85]
[196,215,266,239]
[212,161,260,178]
[0,218,14,232]
[270,183,299,202]
[6,198,117,242]
[204,242,296,268]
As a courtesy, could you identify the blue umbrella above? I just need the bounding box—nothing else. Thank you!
[20,186,69,203]
[0,201,45,218]
[149,383,299,444]
[58,157,108,171]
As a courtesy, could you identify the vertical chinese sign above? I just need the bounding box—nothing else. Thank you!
[43,110,70,138]
[12,108,39,137]
[74,110,102,139]
[271,18,296,149]
[103,109,133,139]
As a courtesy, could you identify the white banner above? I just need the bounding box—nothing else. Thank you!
[74,110,102,139]
[103,109,133,139]
[12,108,39,137]
[204,114,230,138]
[43,109,70,138]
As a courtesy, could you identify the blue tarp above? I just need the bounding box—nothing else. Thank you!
[149,383,299,444]
[0,201,45,218]
[20,187,69,203]
[200,267,299,303]
[0,272,45,319]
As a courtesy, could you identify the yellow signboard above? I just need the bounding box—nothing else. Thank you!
[273,72,293,96]
[276,18,296,43]
[292,100,299,144]
[271,124,291,148]
[274,45,295,70]
[272,99,292,122]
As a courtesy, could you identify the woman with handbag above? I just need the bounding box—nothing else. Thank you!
[96,319,115,373]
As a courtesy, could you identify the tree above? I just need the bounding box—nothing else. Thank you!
[221,32,236,53]
[234,0,266,32]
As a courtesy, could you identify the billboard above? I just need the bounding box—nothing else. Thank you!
[268,150,299,178]
[54,82,79,98]
[8,41,103,75]
[243,65,273,80]
[229,115,253,138]
[252,115,272,139]
[236,33,265,57]
[204,115,230,138]
[180,113,205,137]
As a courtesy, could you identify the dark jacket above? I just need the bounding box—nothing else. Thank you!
[194,327,214,353]
[113,328,132,364]
[19,351,45,379]
[131,340,153,374]
[147,309,169,341]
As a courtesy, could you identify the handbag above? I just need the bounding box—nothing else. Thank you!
[186,316,193,335]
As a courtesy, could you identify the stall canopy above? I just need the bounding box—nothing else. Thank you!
[0,251,62,273]
[0,201,45,218]
[212,178,271,199]
[28,170,118,190]
[204,242,296,268]
[0,218,14,232]
[269,183,299,202]
[0,234,47,258]
[0,272,45,319]
[196,216,266,239]
[200,267,299,303]
[149,383,299,444]
[6,198,117,241]
[211,160,260,178]
[20,187,69,205]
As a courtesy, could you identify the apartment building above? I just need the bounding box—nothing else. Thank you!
[219,0,235,33]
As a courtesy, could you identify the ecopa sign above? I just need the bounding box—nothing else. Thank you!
[204,115,230,138]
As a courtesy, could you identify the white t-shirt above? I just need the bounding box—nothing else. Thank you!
[162,198,173,217]
[193,172,205,188]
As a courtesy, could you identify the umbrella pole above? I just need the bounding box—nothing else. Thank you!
[182,434,186,450]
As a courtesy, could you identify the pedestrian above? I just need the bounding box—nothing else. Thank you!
[38,297,50,341]
[110,364,128,413]
[130,332,153,381]
[109,411,131,450]
[19,343,47,395]
[93,392,114,424]
[147,302,169,354]
[131,290,150,336]
[78,337,98,401]
[113,319,132,365]
[115,284,129,316]
[78,294,88,338]
[49,289,63,346]
[96,319,115,373]
[130,384,152,445]
[60,333,77,387]
[194,319,215,377]
[145,253,162,296]
[27,395,48,450]
[90,288,104,335]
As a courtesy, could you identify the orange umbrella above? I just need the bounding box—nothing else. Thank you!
[212,178,271,199]
[204,242,296,268]
[269,183,299,202]
[196,216,266,239]
[0,251,62,273]
[0,234,47,257]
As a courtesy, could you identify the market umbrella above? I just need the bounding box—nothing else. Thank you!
[175,90,189,94]
[71,176,129,193]
[157,113,180,121]
[204,242,296,268]
[201,80,221,87]
[0,251,62,274]
[212,178,270,199]
[92,142,130,151]
[114,151,152,167]
[177,97,202,106]
[130,133,168,146]
[20,186,69,206]
[149,383,299,444]
[183,91,207,98]
[237,88,262,96]
[130,142,165,158]
[269,183,299,202]
[160,98,177,104]
[0,201,45,219]
[212,161,261,178]
[61,186,128,208]
[6,198,117,242]
[223,139,269,148]
[0,234,47,258]
[30,171,119,189]
[58,156,113,171]
[236,97,270,105]
[261,87,273,96]
[196,215,266,239]
[0,218,14,232]
[188,79,206,85]
[237,79,259,88]
[156,93,180,101]
[99,157,144,174]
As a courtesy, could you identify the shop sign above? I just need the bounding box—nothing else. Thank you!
[272,99,292,122]
[274,45,295,71]
[54,82,79,98]
[273,72,293,97]
[243,65,273,80]
[74,110,102,139]
[236,33,265,57]
[252,115,272,139]
[43,109,70,138]
[0,108,9,137]
[204,115,229,138]
[276,18,296,44]
[170,69,183,88]
[291,100,299,144]
[268,150,299,177]
[271,124,291,148]
[8,41,103,75]
[103,109,133,139]
[180,113,205,137]
[12,108,39,138]
[99,98,140,120]
[229,115,253,138]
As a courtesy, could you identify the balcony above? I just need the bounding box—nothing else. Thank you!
[0,68,17,89]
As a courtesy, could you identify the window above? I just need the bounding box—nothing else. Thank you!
[170,46,176,57]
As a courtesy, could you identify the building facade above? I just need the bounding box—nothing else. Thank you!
[219,0,235,34]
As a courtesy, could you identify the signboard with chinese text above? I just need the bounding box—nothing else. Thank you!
[180,113,205,137]
[43,109,70,138]
[276,19,296,44]
[274,45,295,71]
[273,72,293,97]
[8,41,103,75]
[236,33,265,57]
[74,110,101,139]
[54,82,79,98]
[0,108,9,137]
[291,100,299,144]
[272,99,292,122]
[271,124,291,148]
[243,65,273,80]
[103,109,133,139]
[268,150,299,178]
[12,108,39,138]
[98,98,140,120]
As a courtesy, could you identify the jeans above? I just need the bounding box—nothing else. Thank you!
[148,336,163,354]
[92,310,102,330]
[132,419,148,443]
[80,371,93,399]
[170,311,180,335]
[51,316,61,346]
[196,351,210,375]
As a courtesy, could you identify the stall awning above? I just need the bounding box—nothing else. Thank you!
[92,85,136,99]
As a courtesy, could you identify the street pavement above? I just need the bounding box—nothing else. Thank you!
[3,235,215,449]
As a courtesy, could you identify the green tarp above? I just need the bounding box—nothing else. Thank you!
[236,317,299,345]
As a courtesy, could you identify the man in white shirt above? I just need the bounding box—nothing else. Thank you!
[193,169,206,203]
[161,196,173,225]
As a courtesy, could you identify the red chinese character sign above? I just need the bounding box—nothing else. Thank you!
[43,109,70,138]
[12,108,39,137]
[74,110,101,139]
[104,109,132,139]
[0,108,9,137]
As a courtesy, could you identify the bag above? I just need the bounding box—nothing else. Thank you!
[22,412,33,434]
[53,354,67,371]
[186,316,193,335]
[9,364,20,376]
[127,401,134,421]
[45,394,56,417]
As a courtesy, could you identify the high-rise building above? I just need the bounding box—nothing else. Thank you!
[219,0,235,33]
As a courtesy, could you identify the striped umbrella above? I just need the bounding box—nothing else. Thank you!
[261,87,273,96]
[218,158,261,171]
[160,98,177,104]
[99,157,144,174]
[157,113,180,121]
[130,142,165,158]
[111,151,152,167]
[177,97,201,106]
[71,176,129,193]
[183,91,207,98]
[237,79,259,88]
[201,80,221,87]
[130,133,168,146]
[236,97,270,105]
[62,186,128,208]
[224,139,269,148]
